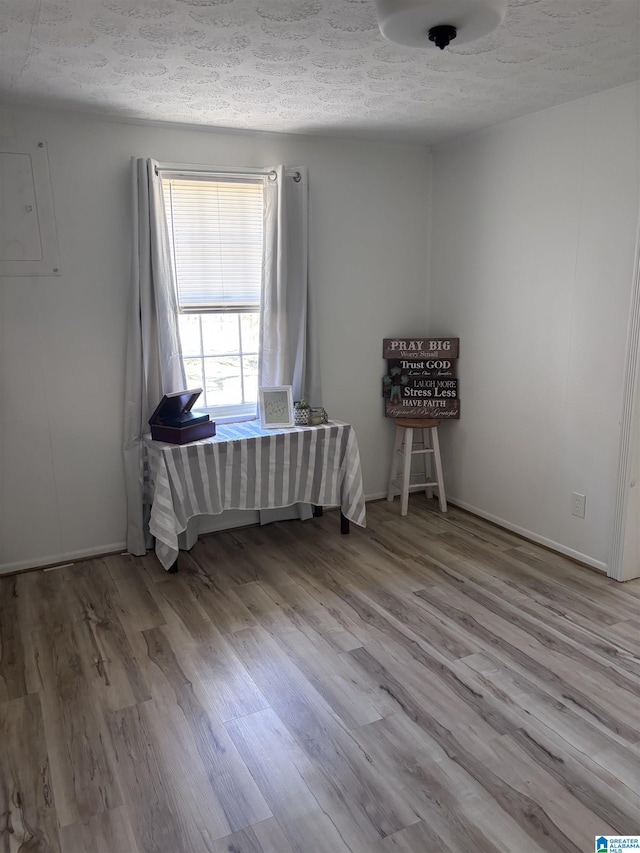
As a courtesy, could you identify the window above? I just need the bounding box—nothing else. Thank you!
[161,173,264,420]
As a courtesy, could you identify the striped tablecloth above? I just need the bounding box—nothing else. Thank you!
[144,419,367,570]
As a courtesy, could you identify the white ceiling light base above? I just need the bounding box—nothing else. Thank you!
[375,0,508,49]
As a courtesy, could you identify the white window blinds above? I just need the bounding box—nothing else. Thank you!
[161,176,264,312]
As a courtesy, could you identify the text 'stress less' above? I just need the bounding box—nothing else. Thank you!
[382,338,460,419]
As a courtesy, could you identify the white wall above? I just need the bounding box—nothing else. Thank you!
[0,106,431,572]
[429,83,640,571]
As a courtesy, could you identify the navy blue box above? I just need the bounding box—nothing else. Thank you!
[149,388,216,444]
[150,421,216,444]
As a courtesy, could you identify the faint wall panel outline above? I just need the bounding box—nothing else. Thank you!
[0,138,60,276]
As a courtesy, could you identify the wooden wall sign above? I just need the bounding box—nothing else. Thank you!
[382,337,460,419]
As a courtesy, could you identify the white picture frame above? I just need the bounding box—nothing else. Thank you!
[259,385,294,428]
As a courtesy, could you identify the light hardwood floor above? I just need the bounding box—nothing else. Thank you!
[1,497,639,852]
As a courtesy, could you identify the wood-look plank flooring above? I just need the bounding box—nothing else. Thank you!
[1,496,639,852]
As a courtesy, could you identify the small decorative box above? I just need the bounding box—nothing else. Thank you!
[149,388,216,444]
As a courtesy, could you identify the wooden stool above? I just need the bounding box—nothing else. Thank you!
[386,418,447,516]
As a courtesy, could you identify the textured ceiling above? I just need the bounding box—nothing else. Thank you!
[0,0,638,144]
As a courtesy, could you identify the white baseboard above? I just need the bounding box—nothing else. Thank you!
[1,495,608,577]
[446,498,608,574]
[0,508,314,575]
[366,491,389,502]
[0,542,127,576]
[366,490,608,574]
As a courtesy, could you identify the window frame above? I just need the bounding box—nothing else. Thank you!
[159,165,270,423]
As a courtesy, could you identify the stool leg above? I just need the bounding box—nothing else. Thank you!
[422,428,434,500]
[387,427,403,501]
[400,428,414,516]
[431,427,447,512]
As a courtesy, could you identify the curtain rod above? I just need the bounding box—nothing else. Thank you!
[155,162,301,182]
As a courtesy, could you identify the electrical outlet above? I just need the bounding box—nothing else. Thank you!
[572,492,586,518]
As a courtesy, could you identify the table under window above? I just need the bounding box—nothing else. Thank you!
[143,419,367,571]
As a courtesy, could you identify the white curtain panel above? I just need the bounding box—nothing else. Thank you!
[259,165,321,526]
[123,158,186,556]
[260,166,322,405]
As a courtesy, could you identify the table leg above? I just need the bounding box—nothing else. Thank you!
[340,511,350,534]
[168,559,179,574]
